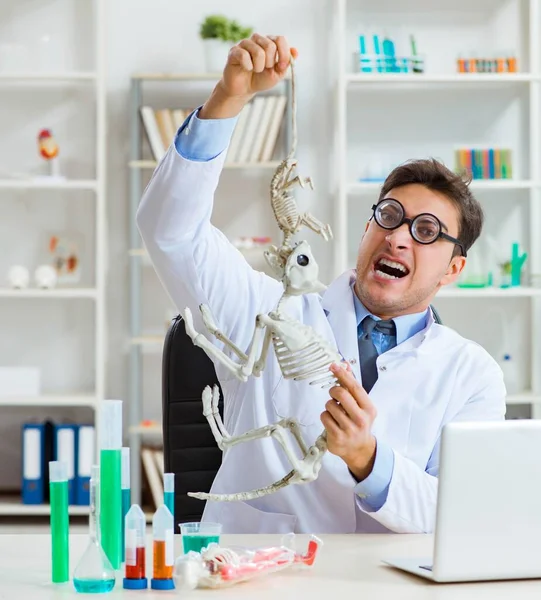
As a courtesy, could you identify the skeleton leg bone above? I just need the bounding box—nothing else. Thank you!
[300,212,333,241]
[199,304,248,361]
[190,386,319,501]
[201,385,229,451]
[283,174,314,191]
[183,307,268,382]
[183,307,249,381]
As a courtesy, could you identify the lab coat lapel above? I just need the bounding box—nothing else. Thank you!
[321,270,362,382]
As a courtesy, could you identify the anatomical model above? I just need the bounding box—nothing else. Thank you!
[37,128,62,178]
[184,57,340,502]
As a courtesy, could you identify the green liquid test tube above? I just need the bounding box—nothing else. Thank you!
[121,447,131,563]
[49,460,69,583]
[163,473,175,524]
[99,400,123,570]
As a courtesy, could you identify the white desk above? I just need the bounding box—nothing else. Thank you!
[2,533,541,598]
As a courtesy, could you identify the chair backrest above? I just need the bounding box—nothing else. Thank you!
[161,315,223,527]
[161,305,442,527]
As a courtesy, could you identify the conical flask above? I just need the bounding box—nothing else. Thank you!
[73,465,116,593]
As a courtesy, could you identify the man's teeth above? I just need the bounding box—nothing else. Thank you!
[376,269,400,280]
[379,258,407,273]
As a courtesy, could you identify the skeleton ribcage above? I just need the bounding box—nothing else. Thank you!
[272,193,299,231]
[272,333,340,388]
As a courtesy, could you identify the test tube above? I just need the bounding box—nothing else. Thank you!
[99,400,123,569]
[163,473,174,522]
[121,447,131,563]
[49,460,69,583]
[151,505,175,590]
[123,504,148,590]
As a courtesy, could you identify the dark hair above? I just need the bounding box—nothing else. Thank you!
[378,158,483,255]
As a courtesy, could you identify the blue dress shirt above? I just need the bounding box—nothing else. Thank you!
[175,107,238,160]
[173,107,429,513]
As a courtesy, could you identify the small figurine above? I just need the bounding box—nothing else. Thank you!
[37,129,62,179]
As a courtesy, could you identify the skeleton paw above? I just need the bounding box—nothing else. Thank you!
[182,307,199,341]
[322,224,333,241]
[199,304,220,335]
[202,384,221,417]
[303,176,314,190]
[201,385,214,417]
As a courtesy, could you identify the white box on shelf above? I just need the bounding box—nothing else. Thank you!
[0,367,41,397]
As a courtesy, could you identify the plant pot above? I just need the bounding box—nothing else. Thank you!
[203,39,232,73]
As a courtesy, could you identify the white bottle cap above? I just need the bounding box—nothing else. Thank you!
[164,473,174,493]
[99,399,123,450]
[49,460,67,483]
[121,447,130,489]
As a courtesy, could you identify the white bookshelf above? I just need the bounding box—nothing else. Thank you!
[0,0,107,514]
[333,0,541,417]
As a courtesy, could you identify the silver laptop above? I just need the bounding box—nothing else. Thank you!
[383,419,541,582]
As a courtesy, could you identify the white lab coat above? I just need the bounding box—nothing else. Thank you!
[136,144,506,535]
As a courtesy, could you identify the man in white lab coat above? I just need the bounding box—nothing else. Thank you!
[137,34,506,534]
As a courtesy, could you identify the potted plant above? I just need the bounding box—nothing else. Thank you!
[199,15,253,73]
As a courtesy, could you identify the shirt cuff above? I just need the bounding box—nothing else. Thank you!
[353,440,394,512]
[174,106,239,162]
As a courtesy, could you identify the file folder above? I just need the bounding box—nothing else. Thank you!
[75,425,95,505]
[21,423,45,504]
[54,424,77,505]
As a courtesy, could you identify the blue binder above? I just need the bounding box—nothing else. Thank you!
[75,424,95,505]
[21,423,45,504]
[53,424,77,505]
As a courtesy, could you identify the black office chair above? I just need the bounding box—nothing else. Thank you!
[161,305,442,528]
[161,315,224,527]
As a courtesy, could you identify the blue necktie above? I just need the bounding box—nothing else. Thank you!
[358,316,396,392]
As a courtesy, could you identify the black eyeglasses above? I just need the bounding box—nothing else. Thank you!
[371,198,467,257]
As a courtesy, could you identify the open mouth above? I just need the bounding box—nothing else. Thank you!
[374,257,410,280]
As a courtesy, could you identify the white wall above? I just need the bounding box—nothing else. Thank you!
[0,0,335,488]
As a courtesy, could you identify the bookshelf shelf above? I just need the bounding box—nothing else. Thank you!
[0,72,96,83]
[128,159,281,170]
[348,180,537,193]
[0,496,89,516]
[0,179,97,190]
[0,288,97,299]
[346,73,535,84]
[0,394,97,407]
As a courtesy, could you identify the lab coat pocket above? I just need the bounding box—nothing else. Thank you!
[214,499,298,534]
[271,375,328,427]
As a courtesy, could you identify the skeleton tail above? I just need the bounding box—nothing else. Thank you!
[187,470,296,502]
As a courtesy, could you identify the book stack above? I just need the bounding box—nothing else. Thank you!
[141,445,164,511]
[225,94,287,164]
[140,107,191,162]
[140,95,287,164]
[455,147,513,179]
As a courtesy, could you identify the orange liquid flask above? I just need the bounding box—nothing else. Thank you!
[123,505,148,590]
[151,505,175,590]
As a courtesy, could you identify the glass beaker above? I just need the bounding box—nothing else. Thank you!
[73,465,116,593]
[180,522,222,554]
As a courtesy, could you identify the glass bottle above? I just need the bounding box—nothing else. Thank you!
[73,465,116,593]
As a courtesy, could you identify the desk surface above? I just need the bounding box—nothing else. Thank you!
[3,533,541,599]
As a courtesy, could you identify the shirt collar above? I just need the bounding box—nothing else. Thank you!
[351,284,429,346]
